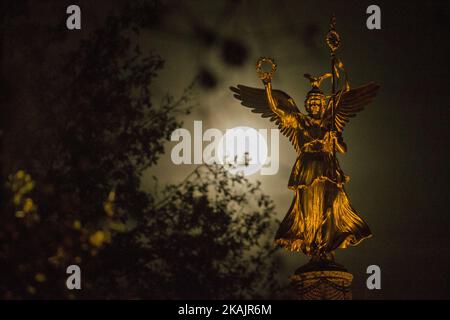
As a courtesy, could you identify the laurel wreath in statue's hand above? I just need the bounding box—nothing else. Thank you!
[256,57,277,84]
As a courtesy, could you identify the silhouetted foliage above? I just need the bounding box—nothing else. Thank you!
[0,0,281,299]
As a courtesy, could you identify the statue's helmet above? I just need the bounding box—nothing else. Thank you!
[306,86,325,99]
[303,73,330,113]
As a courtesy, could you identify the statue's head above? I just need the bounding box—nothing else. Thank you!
[305,88,326,118]
[303,73,329,119]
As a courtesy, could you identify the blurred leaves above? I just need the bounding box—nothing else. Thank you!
[7,170,38,224]
[89,230,109,248]
[0,0,282,299]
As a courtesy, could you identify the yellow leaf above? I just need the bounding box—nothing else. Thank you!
[23,198,34,213]
[35,273,46,283]
[15,211,25,218]
[89,230,106,247]
[27,286,36,295]
[73,220,81,230]
[103,202,114,217]
[109,221,127,232]
[13,194,22,206]
[16,170,25,179]
[108,191,115,202]
[23,181,35,193]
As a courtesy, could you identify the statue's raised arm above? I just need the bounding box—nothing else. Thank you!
[230,57,305,153]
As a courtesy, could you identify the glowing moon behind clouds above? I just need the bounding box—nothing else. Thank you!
[217,126,268,176]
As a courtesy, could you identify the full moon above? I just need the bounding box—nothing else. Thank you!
[217,126,268,176]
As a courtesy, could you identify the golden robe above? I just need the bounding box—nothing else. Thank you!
[275,115,371,256]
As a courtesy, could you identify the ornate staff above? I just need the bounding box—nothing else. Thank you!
[325,15,341,167]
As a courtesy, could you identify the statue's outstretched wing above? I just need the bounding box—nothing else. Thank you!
[230,84,304,152]
[325,82,380,132]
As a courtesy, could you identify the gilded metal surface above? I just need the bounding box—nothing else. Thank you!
[326,15,341,54]
[230,17,379,261]
[291,270,353,300]
[256,57,277,82]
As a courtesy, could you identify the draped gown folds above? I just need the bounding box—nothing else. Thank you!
[274,114,371,256]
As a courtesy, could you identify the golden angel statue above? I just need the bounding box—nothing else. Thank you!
[230,24,379,264]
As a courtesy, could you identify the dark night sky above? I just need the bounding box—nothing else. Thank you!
[3,0,450,299]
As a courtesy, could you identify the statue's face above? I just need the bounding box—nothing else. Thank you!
[305,95,325,118]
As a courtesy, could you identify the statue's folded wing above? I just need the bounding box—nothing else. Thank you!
[230,84,304,152]
[325,82,380,133]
